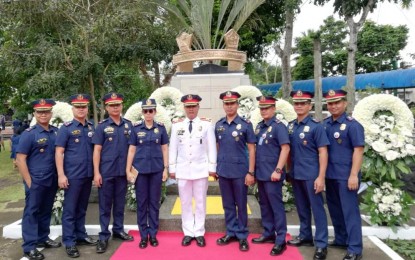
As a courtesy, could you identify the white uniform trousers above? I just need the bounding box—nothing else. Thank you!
[178,177,209,237]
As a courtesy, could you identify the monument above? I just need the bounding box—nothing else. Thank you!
[171,29,251,121]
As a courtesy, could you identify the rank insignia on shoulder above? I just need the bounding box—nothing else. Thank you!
[124,118,131,122]
[134,120,143,126]
[64,121,73,126]
[173,118,184,124]
[347,116,354,121]
[26,126,35,132]
[312,118,320,123]
[200,117,212,122]
[156,121,164,126]
[98,119,108,124]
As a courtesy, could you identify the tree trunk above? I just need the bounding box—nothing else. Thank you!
[313,38,323,121]
[346,18,358,114]
[88,73,98,125]
[275,8,294,99]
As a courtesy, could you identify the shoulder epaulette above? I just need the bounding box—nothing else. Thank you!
[173,118,184,124]
[347,116,354,121]
[64,121,73,126]
[289,119,296,124]
[274,118,281,124]
[200,117,212,122]
[133,120,143,127]
[26,126,35,132]
[156,121,164,126]
[98,118,108,124]
[242,118,251,124]
[123,118,131,122]
[312,118,320,123]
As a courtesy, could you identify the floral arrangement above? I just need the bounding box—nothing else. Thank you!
[250,98,296,129]
[126,183,137,211]
[149,86,185,123]
[231,85,262,121]
[51,189,64,225]
[361,182,413,228]
[30,101,73,127]
[282,180,295,212]
[353,93,415,228]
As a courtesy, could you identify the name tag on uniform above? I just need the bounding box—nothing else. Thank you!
[258,137,264,145]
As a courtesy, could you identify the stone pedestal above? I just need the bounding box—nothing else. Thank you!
[170,72,251,122]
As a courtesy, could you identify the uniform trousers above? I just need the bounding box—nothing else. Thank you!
[62,177,93,246]
[178,177,209,237]
[22,178,57,252]
[98,176,128,241]
[135,171,163,240]
[258,180,287,245]
[326,179,362,254]
[218,176,248,239]
[291,179,328,248]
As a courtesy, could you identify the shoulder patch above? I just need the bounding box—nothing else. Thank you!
[173,118,184,124]
[133,120,143,127]
[156,121,164,126]
[200,117,212,122]
[274,119,281,124]
[98,118,108,124]
[312,118,320,123]
[347,116,354,121]
[64,121,73,126]
[241,118,251,124]
[123,118,131,122]
[26,126,35,132]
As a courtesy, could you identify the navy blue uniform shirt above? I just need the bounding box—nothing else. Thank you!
[288,116,330,180]
[129,121,169,174]
[55,119,94,179]
[324,113,365,180]
[92,117,132,177]
[215,115,256,178]
[255,118,290,181]
[16,124,58,186]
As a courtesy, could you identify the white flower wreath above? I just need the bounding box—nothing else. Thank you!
[231,85,262,121]
[353,94,415,160]
[250,98,296,129]
[124,101,172,134]
[149,86,185,121]
[30,101,73,128]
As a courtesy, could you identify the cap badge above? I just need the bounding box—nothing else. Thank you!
[146,99,152,105]
[111,93,117,99]
[187,94,193,100]
[296,90,303,96]
[328,90,335,96]
[39,99,46,105]
[77,94,83,100]
[260,96,266,101]
[226,91,232,97]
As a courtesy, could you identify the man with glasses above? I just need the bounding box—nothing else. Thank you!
[55,94,97,258]
[215,91,256,252]
[169,94,217,247]
[286,90,329,260]
[93,92,134,254]
[17,99,60,260]
[251,96,290,256]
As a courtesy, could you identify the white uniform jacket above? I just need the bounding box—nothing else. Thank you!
[169,117,217,179]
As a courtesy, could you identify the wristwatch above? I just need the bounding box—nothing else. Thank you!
[275,168,282,173]
[248,171,255,176]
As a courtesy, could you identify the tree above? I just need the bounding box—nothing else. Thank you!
[314,0,413,113]
[292,17,408,80]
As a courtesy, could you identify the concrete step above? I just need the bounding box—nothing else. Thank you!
[159,195,263,233]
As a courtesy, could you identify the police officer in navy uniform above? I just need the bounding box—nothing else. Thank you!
[16,99,61,260]
[323,90,364,260]
[93,92,134,254]
[251,96,290,256]
[287,90,329,260]
[215,91,256,252]
[126,99,169,249]
[55,94,97,258]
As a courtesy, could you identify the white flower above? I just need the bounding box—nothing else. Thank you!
[149,86,185,117]
[384,150,400,161]
[368,124,381,134]
[124,102,172,134]
[230,85,262,121]
[371,141,388,153]
[30,101,73,128]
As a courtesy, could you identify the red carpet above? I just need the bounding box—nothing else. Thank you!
[111,231,303,260]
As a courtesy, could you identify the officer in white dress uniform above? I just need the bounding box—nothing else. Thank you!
[169,94,217,247]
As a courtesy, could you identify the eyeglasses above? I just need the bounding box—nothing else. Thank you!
[143,109,154,114]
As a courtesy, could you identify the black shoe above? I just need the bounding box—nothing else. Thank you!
[37,238,62,248]
[182,236,194,246]
[96,240,108,254]
[23,249,44,260]
[343,252,362,260]
[270,243,287,256]
[216,235,237,245]
[66,246,80,258]
[328,240,348,249]
[76,236,97,246]
[314,247,328,260]
[252,235,276,244]
[195,236,206,247]
[149,237,159,247]
[239,239,249,251]
[139,239,148,249]
[113,231,134,241]
[287,236,314,247]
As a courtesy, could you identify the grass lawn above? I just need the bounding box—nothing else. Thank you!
[0,140,24,203]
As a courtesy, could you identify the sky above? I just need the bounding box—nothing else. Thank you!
[266,1,415,66]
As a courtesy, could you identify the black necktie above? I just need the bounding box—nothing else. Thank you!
[189,120,193,133]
